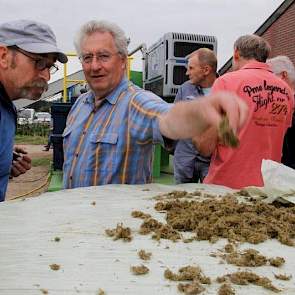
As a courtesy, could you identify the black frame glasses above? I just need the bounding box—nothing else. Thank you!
[11,46,59,74]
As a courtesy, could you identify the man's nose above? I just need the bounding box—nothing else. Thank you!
[39,68,50,81]
[90,57,103,69]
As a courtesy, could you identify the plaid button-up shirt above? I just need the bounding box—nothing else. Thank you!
[63,78,171,189]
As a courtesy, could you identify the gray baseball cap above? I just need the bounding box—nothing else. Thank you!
[0,19,68,63]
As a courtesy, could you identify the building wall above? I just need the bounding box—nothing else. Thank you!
[218,0,295,75]
[261,1,295,65]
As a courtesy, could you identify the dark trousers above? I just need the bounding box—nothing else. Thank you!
[175,161,209,184]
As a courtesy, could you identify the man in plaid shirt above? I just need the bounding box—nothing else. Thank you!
[63,20,247,189]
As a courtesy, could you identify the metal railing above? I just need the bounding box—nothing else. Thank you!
[63,53,85,102]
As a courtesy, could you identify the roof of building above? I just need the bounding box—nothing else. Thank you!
[41,70,85,99]
[218,0,295,75]
[13,98,35,110]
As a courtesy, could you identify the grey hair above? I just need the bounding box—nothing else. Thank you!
[74,20,128,57]
[234,34,271,62]
[267,55,295,85]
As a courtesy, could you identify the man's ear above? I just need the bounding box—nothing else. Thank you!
[118,55,126,71]
[0,46,10,69]
[280,70,288,81]
[233,48,240,62]
[203,65,211,75]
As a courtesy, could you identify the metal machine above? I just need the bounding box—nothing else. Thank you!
[143,32,217,100]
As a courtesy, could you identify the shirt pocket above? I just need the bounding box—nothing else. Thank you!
[89,132,118,145]
[87,132,119,177]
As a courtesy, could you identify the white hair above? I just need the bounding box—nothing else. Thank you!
[267,55,295,86]
[74,20,128,57]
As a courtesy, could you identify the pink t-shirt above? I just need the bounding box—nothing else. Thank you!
[204,61,294,189]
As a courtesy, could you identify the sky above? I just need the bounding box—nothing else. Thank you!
[2,0,284,81]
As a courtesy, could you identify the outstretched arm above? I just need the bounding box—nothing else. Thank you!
[159,91,248,140]
[192,126,218,157]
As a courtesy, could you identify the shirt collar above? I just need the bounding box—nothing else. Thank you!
[0,82,12,105]
[105,77,129,105]
[0,82,16,110]
[241,61,273,73]
[84,76,129,106]
[0,82,17,122]
[195,85,202,92]
[186,81,202,93]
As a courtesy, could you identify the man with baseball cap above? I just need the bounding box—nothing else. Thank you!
[0,19,67,202]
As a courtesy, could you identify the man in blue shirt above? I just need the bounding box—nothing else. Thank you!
[63,20,247,189]
[0,20,67,201]
[174,48,217,183]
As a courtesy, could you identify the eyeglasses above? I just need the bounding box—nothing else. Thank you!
[12,47,59,74]
[79,51,119,64]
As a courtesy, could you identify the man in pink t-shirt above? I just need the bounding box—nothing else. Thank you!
[200,35,294,189]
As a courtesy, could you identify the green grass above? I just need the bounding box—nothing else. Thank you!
[15,135,47,145]
[31,157,51,167]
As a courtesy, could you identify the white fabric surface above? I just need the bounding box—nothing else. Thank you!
[0,183,294,294]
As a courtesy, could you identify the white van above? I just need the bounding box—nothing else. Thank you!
[34,112,51,124]
[17,108,35,125]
